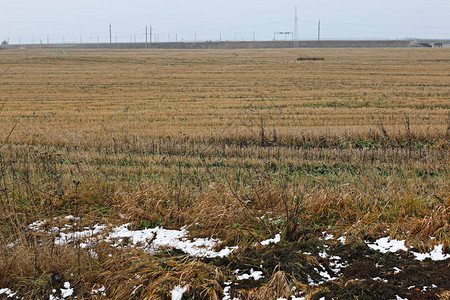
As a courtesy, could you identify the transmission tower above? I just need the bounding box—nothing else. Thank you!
[294,6,299,47]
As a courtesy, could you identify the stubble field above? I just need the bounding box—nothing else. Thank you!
[0,48,448,299]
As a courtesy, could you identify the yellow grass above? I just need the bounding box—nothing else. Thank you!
[0,48,448,298]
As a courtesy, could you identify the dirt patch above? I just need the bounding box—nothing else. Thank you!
[211,237,449,299]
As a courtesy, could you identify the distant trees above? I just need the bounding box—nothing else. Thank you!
[0,40,8,49]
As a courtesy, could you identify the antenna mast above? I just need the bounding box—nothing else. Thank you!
[294,6,299,47]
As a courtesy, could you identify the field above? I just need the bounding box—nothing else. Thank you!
[0,48,449,299]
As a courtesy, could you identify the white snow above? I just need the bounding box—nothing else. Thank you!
[54,225,106,247]
[314,266,337,282]
[373,277,388,283]
[28,220,46,231]
[395,296,408,300]
[366,237,449,261]
[307,275,317,285]
[60,282,73,298]
[222,281,240,300]
[318,270,334,280]
[223,286,232,300]
[23,217,237,259]
[0,288,16,298]
[105,224,237,258]
[329,255,349,274]
[313,248,348,278]
[366,237,408,253]
[337,236,346,244]
[324,233,334,241]
[411,245,450,261]
[223,282,232,300]
[393,267,401,274]
[236,269,264,281]
[260,233,281,246]
[318,250,328,258]
[91,285,106,295]
[171,285,188,300]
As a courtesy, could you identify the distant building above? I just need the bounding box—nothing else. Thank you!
[408,41,444,48]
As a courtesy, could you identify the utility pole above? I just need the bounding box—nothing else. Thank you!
[109,23,112,44]
[294,6,299,47]
[317,20,320,41]
[149,26,152,45]
[219,32,222,41]
[47,36,49,44]
[145,26,148,48]
[80,36,82,44]
[253,31,255,42]
[63,36,65,44]
[194,33,197,43]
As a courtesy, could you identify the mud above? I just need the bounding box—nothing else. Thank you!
[211,237,450,299]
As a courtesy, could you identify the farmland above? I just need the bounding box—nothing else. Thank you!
[0,48,449,299]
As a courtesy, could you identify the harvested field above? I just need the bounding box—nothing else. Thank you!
[0,48,448,299]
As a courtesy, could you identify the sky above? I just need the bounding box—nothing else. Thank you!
[1,0,449,44]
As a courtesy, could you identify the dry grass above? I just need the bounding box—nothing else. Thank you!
[0,48,448,298]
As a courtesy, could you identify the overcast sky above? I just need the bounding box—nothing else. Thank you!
[1,0,449,44]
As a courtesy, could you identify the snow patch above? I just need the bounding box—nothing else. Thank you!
[60,282,73,298]
[260,234,281,246]
[411,245,450,261]
[24,217,237,259]
[222,282,236,300]
[324,233,334,241]
[54,225,106,247]
[366,237,449,261]
[236,269,264,281]
[91,285,106,295]
[366,237,408,253]
[105,224,237,258]
[337,236,346,244]
[0,288,16,298]
[171,285,188,300]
